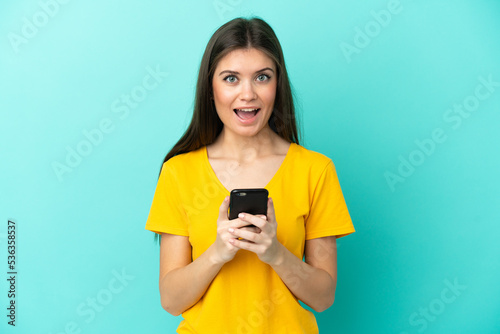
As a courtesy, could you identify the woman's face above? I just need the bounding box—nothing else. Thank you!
[212,48,277,138]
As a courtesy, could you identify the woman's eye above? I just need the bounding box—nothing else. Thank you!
[224,75,237,83]
[257,74,270,82]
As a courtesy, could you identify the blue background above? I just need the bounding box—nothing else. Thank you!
[1,0,499,333]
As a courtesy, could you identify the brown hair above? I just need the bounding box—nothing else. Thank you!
[161,17,300,167]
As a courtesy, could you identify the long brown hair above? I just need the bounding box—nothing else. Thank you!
[161,17,300,167]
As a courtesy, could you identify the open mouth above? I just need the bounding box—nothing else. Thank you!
[233,108,260,120]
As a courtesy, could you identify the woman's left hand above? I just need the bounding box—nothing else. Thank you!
[228,197,283,265]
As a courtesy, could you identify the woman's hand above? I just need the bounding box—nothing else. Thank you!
[211,196,260,264]
[228,197,284,265]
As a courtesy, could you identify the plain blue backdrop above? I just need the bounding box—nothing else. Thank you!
[1,0,499,333]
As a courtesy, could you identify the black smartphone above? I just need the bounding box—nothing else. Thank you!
[228,188,269,220]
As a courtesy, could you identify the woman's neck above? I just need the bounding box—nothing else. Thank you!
[208,126,288,163]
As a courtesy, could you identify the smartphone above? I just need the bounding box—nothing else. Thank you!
[228,188,269,220]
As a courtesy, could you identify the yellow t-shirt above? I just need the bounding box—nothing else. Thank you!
[145,143,355,333]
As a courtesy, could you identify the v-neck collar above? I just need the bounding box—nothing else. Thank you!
[202,143,296,194]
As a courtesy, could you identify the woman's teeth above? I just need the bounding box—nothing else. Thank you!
[234,108,260,112]
[234,108,260,120]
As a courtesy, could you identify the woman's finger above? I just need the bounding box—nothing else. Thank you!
[229,227,260,243]
[239,226,262,234]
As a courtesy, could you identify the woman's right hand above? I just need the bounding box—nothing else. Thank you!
[211,196,261,264]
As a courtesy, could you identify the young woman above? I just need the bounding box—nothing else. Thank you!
[145,17,355,333]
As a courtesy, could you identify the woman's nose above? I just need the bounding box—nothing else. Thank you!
[239,81,257,101]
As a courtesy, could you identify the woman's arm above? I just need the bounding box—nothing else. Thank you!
[228,198,338,312]
[159,234,223,316]
[270,236,337,312]
[159,196,256,316]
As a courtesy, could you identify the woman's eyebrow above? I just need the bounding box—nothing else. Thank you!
[218,67,275,76]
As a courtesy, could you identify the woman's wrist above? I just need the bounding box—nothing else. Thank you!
[206,243,227,267]
[267,243,287,268]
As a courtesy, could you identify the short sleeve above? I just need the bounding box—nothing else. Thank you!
[305,160,355,240]
[144,162,189,236]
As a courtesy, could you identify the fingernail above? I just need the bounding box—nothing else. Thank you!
[228,228,234,233]
[238,213,244,218]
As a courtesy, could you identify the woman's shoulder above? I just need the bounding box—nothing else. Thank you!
[162,146,206,170]
[291,143,333,167]
[288,144,339,185]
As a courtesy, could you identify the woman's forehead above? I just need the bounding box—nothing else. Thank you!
[215,48,276,73]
